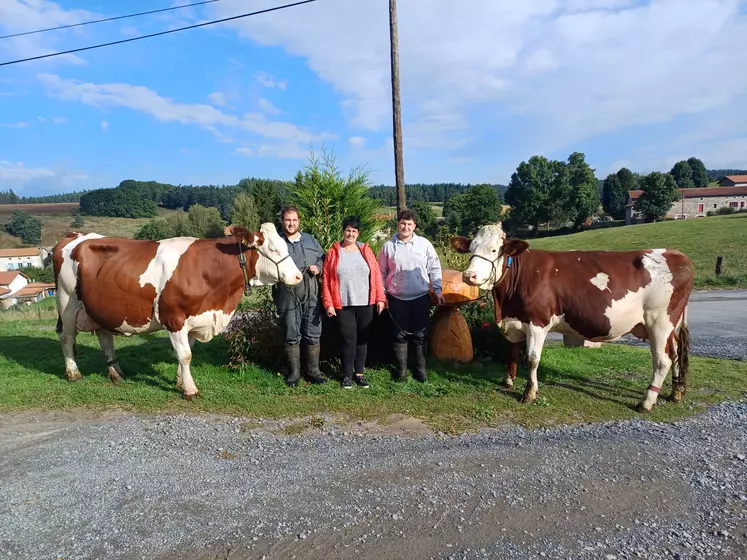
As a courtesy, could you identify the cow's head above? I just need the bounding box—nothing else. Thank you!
[230,223,303,286]
[451,222,529,290]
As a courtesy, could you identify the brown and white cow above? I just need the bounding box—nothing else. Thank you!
[53,223,303,399]
[452,222,694,412]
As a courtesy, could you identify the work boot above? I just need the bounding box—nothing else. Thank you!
[411,342,428,383]
[304,343,327,384]
[393,342,408,382]
[284,343,301,387]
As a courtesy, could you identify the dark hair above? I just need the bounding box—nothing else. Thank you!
[281,205,299,219]
[342,216,361,231]
[397,209,417,224]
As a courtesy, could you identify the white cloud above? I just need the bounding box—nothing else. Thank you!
[209,0,747,163]
[255,72,287,90]
[101,120,110,132]
[0,160,54,182]
[0,160,91,194]
[52,116,66,124]
[0,0,96,66]
[37,73,334,151]
[0,121,30,129]
[257,98,281,115]
[348,136,366,148]
[235,143,307,159]
[208,92,228,106]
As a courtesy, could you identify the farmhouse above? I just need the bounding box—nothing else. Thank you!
[0,247,50,271]
[718,175,747,187]
[625,186,747,224]
[0,270,55,309]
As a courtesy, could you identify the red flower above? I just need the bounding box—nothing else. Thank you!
[479,301,486,309]
[482,321,490,330]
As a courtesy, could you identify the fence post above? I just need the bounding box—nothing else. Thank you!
[715,256,723,276]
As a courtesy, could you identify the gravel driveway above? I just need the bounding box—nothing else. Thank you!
[1,401,745,560]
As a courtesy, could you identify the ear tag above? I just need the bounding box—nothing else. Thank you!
[242,239,248,245]
[507,256,512,268]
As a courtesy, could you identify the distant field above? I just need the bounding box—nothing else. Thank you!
[0,204,179,248]
[531,213,747,289]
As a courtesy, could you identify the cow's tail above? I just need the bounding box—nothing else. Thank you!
[675,306,690,398]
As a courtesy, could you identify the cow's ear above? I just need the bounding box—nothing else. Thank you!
[451,236,471,254]
[503,239,529,257]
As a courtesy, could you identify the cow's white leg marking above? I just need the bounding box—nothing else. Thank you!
[638,314,673,412]
[176,334,196,390]
[59,304,82,382]
[168,330,198,399]
[96,329,123,383]
[522,324,547,404]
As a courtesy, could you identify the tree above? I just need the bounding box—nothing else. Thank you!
[4,210,42,244]
[602,173,626,219]
[443,193,469,233]
[617,167,638,192]
[408,200,437,238]
[70,209,85,228]
[460,184,503,234]
[230,193,260,231]
[505,155,567,232]
[687,157,709,188]
[248,180,284,224]
[183,204,224,238]
[79,188,158,218]
[564,152,600,228]
[670,161,695,190]
[634,172,680,222]
[287,146,383,250]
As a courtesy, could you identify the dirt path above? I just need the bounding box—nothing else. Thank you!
[1,403,745,559]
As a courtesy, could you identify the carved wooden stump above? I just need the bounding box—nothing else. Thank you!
[429,269,480,363]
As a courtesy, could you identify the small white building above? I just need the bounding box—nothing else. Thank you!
[0,247,49,271]
[0,270,55,308]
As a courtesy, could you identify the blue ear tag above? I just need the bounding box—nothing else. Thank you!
[507,256,512,268]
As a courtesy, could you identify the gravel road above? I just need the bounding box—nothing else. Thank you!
[1,400,745,560]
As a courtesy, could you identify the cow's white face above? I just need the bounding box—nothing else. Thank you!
[253,222,303,286]
[452,223,507,290]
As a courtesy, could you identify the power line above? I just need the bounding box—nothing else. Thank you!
[0,0,221,40]
[0,0,318,68]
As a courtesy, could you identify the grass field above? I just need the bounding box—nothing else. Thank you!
[530,213,747,289]
[1,315,745,432]
[0,204,180,249]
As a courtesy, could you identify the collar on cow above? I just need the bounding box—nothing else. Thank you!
[236,239,253,297]
[468,253,512,287]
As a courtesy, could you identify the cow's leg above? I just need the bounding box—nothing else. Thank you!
[505,342,521,389]
[58,303,82,382]
[168,330,199,399]
[96,329,123,383]
[175,334,195,390]
[521,326,547,404]
[666,332,682,402]
[637,323,673,412]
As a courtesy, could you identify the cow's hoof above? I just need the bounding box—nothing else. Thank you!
[669,390,683,403]
[636,401,652,413]
[108,371,123,384]
[502,380,514,390]
[520,392,537,405]
[175,378,183,390]
[66,371,83,382]
[183,391,201,401]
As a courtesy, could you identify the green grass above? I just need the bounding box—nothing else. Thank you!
[530,213,747,289]
[1,317,745,432]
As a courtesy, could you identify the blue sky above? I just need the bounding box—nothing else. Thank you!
[1,0,746,197]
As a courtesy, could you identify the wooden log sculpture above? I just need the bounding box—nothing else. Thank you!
[429,268,480,363]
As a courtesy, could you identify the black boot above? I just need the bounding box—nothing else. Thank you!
[304,343,327,384]
[285,343,301,387]
[411,342,428,383]
[393,342,408,382]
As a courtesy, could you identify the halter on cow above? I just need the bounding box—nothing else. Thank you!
[53,223,303,399]
[452,222,694,412]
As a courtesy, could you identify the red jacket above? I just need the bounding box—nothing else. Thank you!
[322,241,386,310]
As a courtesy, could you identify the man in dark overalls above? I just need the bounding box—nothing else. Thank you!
[272,205,327,386]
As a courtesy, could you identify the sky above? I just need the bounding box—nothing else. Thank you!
[1,0,746,197]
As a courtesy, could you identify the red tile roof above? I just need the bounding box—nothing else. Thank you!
[0,248,41,258]
[723,175,747,183]
[628,186,747,200]
[0,270,30,286]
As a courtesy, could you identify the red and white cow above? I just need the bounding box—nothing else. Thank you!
[53,223,303,399]
[452,222,694,412]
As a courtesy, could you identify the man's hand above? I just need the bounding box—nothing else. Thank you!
[308,265,320,275]
[435,293,446,305]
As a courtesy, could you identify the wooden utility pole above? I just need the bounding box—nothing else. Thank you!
[389,0,406,215]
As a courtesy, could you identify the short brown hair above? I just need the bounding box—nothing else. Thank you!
[281,205,299,219]
[397,208,417,223]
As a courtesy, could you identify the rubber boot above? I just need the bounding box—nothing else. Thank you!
[411,342,428,383]
[393,342,408,382]
[284,343,301,387]
[304,343,327,384]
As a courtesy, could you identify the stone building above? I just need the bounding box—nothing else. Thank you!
[625,186,747,224]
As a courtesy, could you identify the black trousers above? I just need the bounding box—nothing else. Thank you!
[386,293,431,346]
[335,305,374,376]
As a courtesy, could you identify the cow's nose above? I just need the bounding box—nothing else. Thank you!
[463,271,477,284]
[294,273,303,282]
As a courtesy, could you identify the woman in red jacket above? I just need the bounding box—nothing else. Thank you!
[322,216,386,388]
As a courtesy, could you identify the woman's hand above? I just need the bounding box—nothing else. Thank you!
[376,301,385,314]
[326,306,336,317]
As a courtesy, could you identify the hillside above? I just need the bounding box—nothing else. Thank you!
[0,203,179,249]
[530,213,747,289]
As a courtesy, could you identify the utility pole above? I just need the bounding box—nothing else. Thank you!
[389,0,406,215]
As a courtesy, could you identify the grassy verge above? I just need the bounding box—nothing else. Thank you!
[1,317,745,432]
[529,213,747,289]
